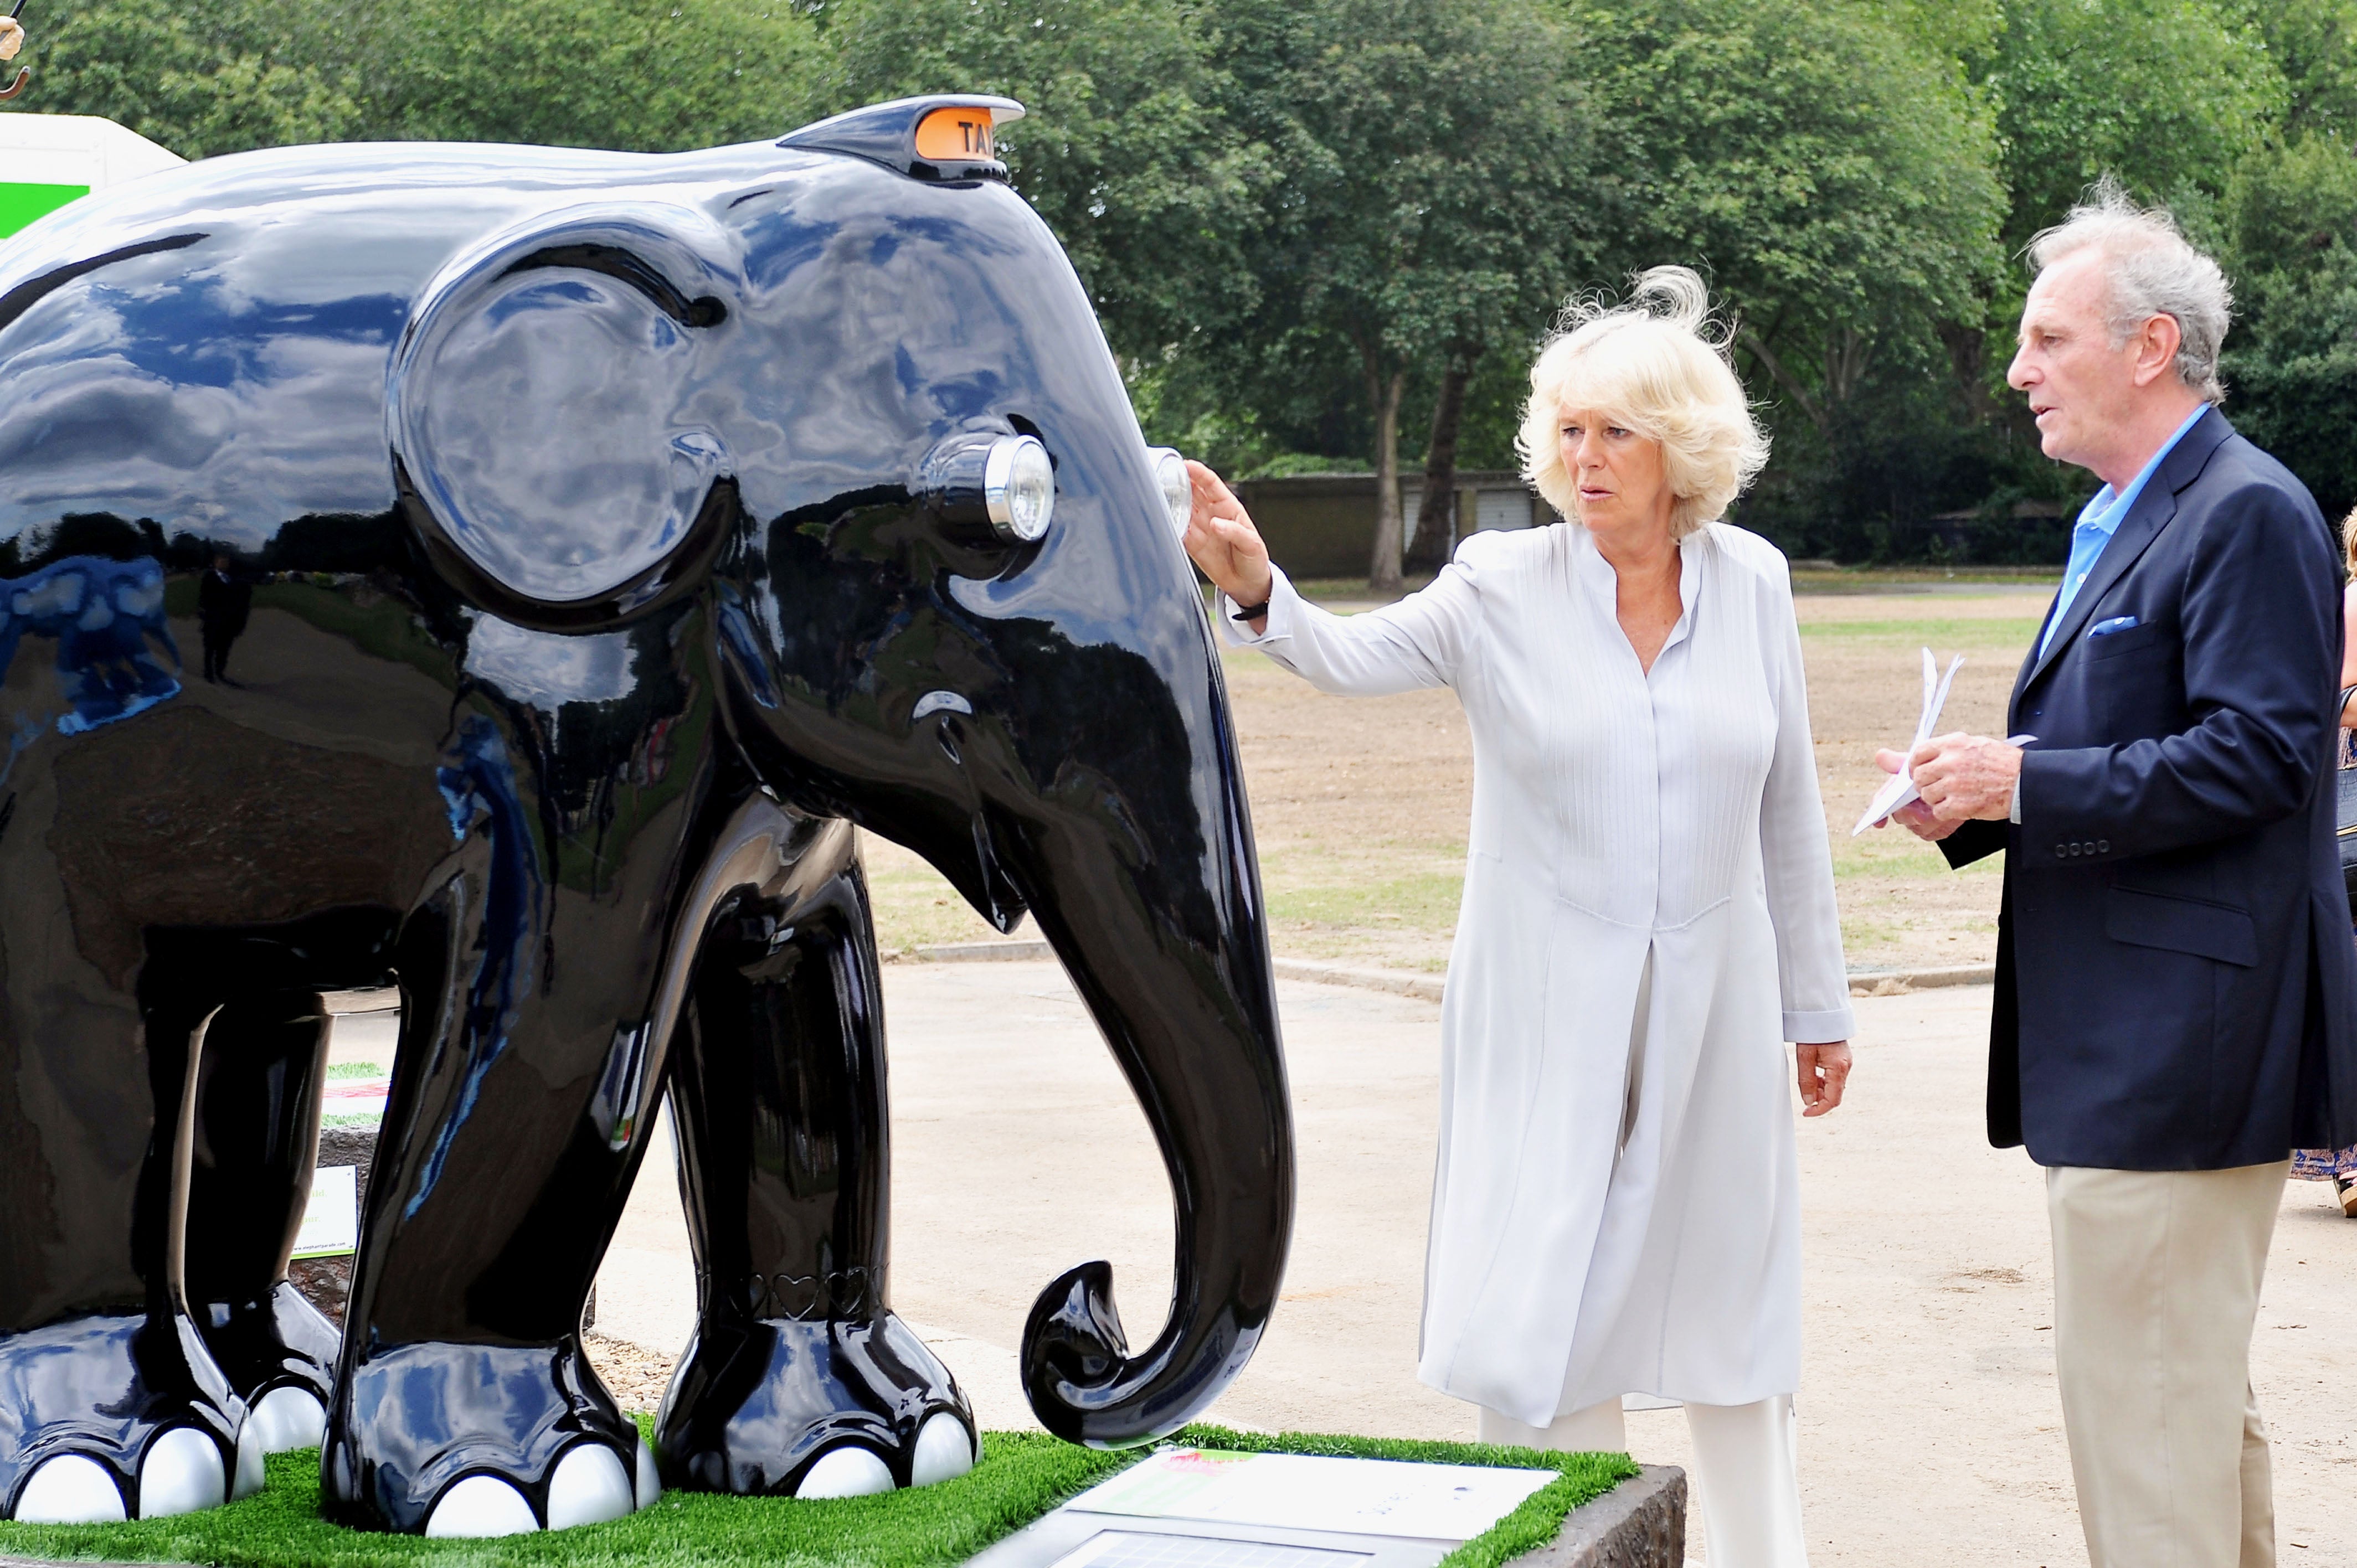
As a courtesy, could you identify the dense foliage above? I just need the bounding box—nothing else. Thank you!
[9,0,2357,569]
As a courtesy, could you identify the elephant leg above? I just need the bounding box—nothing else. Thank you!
[657,835,974,1499]
[0,906,399,1519]
[183,989,340,1454]
[0,988,253,1523]
[163,911,398,1458]
[320,861,672,1536]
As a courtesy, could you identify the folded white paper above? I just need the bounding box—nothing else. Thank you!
[1853,647,1962,836]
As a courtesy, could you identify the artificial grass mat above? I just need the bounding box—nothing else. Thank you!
[0,1417,1640,1568]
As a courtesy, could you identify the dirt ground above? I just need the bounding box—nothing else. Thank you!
[865,578,2056,975]
[584,965,2357,1567]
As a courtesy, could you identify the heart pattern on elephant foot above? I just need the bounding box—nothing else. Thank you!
[192,1281,339,1453]
[320,1337,655,1534]
[654,1312,976,1498]
[0,1312,258,1522]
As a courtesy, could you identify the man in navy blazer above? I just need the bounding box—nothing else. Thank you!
[1882,185,2357,1568]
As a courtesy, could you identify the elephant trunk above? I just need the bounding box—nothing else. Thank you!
[997,701,1294,1447]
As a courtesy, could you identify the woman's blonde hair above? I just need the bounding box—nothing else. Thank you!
[2341,504,2357,577]
[1516,266,1769,539]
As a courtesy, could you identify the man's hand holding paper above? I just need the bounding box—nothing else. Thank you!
[1874,735,2025,837]
[1909,733,2025,821]
[1857,646,2030,837]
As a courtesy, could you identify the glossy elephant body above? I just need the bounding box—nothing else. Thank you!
[0,101,1290,1533]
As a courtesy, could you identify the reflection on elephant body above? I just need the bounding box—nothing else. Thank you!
[196,561,252,685]
[46,706,449,989]
[0,555,181,749]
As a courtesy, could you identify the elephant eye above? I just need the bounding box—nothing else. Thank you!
[920,432,1056,545]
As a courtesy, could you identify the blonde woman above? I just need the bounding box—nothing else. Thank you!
[1185,268,1850,1567]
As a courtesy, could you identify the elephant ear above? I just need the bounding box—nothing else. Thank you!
[389,206,742,631]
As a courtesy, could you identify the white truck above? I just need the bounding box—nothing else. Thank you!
[1,112,184,239]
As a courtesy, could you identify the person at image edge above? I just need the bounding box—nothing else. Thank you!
[1880,182,2357,1568]
[1188,267,1852,1568]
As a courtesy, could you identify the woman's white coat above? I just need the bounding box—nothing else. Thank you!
[1223,520,1851,1424]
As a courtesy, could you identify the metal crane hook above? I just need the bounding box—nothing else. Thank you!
[0,1,29,102]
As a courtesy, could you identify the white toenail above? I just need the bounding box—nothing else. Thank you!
[795,1445,894,1498]
[910,1412,975,1487]
[249,1387,325,1454]
[137,1427,226,1518]
[425,1474,540,1538]
[13,1454,126,1524]
[545,1445,635,1530]
[634,1438,662,1509]
[232,1420,265,1499]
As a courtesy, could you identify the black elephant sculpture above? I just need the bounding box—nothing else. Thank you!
[0,94,1293,1536]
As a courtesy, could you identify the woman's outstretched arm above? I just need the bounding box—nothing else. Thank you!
[1181,461,1480,697]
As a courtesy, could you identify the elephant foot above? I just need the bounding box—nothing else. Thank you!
[193,1281,339,1453]
[320,1337,657,1535]
[0,1312,261,1523]
[655,1312,975,1498]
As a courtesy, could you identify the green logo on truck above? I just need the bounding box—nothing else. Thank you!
[0,180,90,238]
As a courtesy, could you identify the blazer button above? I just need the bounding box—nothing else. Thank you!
[2055,844,2068,858]
[2096,839,2109,853]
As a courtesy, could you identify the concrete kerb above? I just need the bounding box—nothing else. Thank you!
[1841,962,1994,997]
[898,940,1990,1002]
[1506,1466,1688,1567]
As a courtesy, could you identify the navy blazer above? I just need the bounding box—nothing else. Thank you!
[1941,408,2357,1169]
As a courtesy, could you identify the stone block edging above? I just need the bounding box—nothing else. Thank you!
[1506,1464,1687,1567]
[1844,962,1994,997]
[902,940,1989,1004]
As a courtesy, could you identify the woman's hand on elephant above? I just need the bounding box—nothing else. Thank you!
[1182,461,1274,620]
[1797,1040,1851,1116]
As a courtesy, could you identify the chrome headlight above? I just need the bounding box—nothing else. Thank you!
[1146,446,1190,541]
[985,434,1055,543]
[922,431,1056,545]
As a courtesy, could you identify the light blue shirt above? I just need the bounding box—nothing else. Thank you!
[2039,405,2209,658]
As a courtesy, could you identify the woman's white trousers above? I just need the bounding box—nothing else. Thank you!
[1478,1396,1808,1567]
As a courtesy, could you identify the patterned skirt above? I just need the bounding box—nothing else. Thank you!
[2292,1144,2357,1181]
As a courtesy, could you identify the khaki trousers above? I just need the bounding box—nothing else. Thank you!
[2047,1161,2288,1568]
[1479,1395,1808,1567]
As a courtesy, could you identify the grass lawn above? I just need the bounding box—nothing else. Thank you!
[0,1423,1637,1568]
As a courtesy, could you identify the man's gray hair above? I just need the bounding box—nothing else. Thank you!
[2027,177,2234,403]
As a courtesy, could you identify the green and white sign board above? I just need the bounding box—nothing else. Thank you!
[0,112,185,239]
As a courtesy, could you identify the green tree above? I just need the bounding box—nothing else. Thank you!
[4,0,822,157]
[2,0,359,157]
[1200,0,1599,590]
[1972,0,2282,247]
[2232,0,2357,141]
[1575,0,2006,544]
[336,0,822,151]
[813,0,1268,368]
[2216,133,2357,517]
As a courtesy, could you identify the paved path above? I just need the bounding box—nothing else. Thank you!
[591,963,2357,1566]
